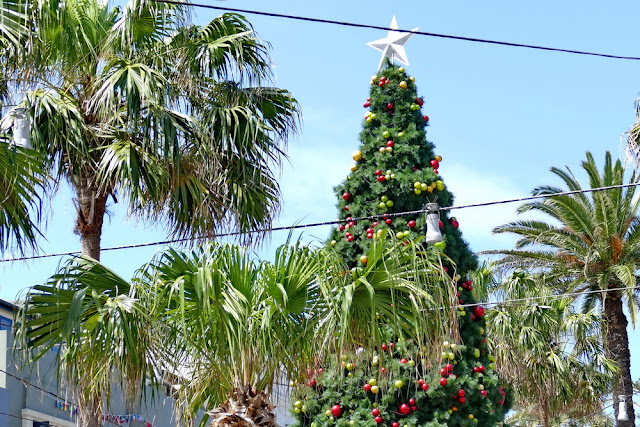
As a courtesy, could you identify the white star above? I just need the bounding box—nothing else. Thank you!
[367,16,419,71]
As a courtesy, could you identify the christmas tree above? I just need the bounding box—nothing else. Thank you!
[290,19,512,426]
[290,283,512,426]
[327,61,476,273]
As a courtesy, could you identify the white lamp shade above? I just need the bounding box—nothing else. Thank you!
[618,395,629,421]
[12,108,31,149]
[425,203,442,244]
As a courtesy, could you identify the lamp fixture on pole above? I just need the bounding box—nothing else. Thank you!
[424,203,442,244]
[12,107,31,149]
[618,395,629,421]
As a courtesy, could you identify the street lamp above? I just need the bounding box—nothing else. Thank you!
[12,107,31,149]
[424,203,442,244]
[618,395,629,421]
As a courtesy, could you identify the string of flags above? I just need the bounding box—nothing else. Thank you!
[55,399,154,426]
[103,413,154,426]
[55,399,78,415]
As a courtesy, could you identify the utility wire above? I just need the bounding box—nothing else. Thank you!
[0,367,79,407]
[2,181,640,263]
[153,0,640,61]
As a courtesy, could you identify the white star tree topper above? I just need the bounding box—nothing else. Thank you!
[367,16,419,71]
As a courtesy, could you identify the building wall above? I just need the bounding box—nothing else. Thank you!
[0,301,186,427]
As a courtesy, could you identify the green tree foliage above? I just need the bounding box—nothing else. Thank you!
[0,0,300,260]
[290,282,512,426]
[19,235,454,427]
[0,143,45,255]
[328,63,476,274]
[485,151,640,426]
[487,272,615,426]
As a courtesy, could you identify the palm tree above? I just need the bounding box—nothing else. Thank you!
[488,271,616,426]
[484,151,640,426]
[145,235,452,426]
[0,0,300,260]
[0,144,45,255]
[19,236,454,426]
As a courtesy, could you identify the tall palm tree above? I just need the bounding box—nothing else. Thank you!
[0,144,45,255]
[0,0,300,260]
[484,151,640,426]
[488,271,616,426]
[18,236,454,426]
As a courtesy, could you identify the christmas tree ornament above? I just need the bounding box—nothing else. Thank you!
[399,81,407,89]
[352,150,363,161]
[367,16,419,71]
[331,405,342,417]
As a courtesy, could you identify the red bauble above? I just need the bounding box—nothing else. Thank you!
[331,405,342,417]
[480,390,488,397]
[399,403,411,415]
[385,219,392,225]
[347,236,354,242]
[416,98,424,106]
[474,306,485,317]
[392,423,400,427]
[408,220,416,228]
[479,365,485,373]
[439,220,444,228]
[344,206,349,211]
[347,221,355,227]
[381,344,388,350]
[371,408,380,416]
[400,358,408,364]
[372,221,379,227]
[363,384,372,392]
[377,176,386,182]
[389,342,395,349]
[473,367,479,373]
[374,416,383,424]
[451,220,459,229]
[381,367,386,373]
[411,406,418,411]
[409,398,416,405]
[458,389,466,397]
[366,228,374,234]
[378,82,385,87]
[433,168,438,174]
[430,160,440,169]
[499,400,505,406]
[423,115,430,122]
[386,140,394,147]
[440,378,448,386]
[412,166,418,171]
[367,233,373,239]
[468,285,473,291]
[421,383,429,391]
[386,103,394,110]
[342,193,350,201]
[309,379,316,387]
[458,397,466,404]
[375,169,382,175]
[446,363,454,372]
[339,224,345,231]
[440,368,448,376]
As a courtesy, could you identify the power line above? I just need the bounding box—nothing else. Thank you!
[153,0,640,62]
[2,181,640,263]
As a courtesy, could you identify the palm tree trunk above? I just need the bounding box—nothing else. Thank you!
[208,385,276,427]
[77,395,102,427]
[604,292,635,427]
[72,177,107,260]
[539,394,550,427]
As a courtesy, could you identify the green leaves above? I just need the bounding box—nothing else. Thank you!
[0,144,45,255]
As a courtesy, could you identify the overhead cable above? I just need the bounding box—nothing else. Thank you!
[1,181,639,263]
[153,0,640,61]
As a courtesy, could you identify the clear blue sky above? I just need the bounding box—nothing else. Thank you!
[2,0,640,377]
